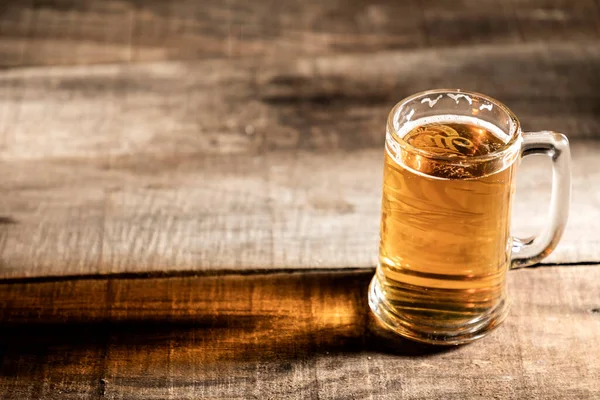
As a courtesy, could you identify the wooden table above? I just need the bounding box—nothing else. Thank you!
[1,1,599,398]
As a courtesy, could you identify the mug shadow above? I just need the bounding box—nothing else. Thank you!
[0,269,458,377]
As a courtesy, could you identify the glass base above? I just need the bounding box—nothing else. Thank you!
[368,275,510,345]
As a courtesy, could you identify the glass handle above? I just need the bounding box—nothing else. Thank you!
[511,131,572,268]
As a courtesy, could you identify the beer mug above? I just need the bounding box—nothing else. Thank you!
[368,89,571,345]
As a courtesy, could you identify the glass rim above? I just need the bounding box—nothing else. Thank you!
[387,89,522,163]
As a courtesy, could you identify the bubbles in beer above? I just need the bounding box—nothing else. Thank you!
[370,116,516,343]
[404,122,506,157]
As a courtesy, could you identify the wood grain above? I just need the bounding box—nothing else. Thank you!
[1,0,599,67]
[1,1,599,398]
[2,42,600,278]
[0,267,598,399]
[1,140,599,279]
[2,41,600,162]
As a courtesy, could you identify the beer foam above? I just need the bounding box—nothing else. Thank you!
[395,115,512,144]
[386,114,519,180]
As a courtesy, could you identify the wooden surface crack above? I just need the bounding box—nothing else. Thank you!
[0,262,597,285]
[1,0,600,398]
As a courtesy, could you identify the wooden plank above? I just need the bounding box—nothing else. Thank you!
[1,41,600,162]
[2,43,600,278]
[1,141,598,278]
[0,266,598,399]
[1,0,599,67]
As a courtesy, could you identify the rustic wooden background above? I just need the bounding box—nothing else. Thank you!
[0,0,599,398]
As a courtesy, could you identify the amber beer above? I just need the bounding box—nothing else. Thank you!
[371,116,517,342]
[369,90,571,345]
